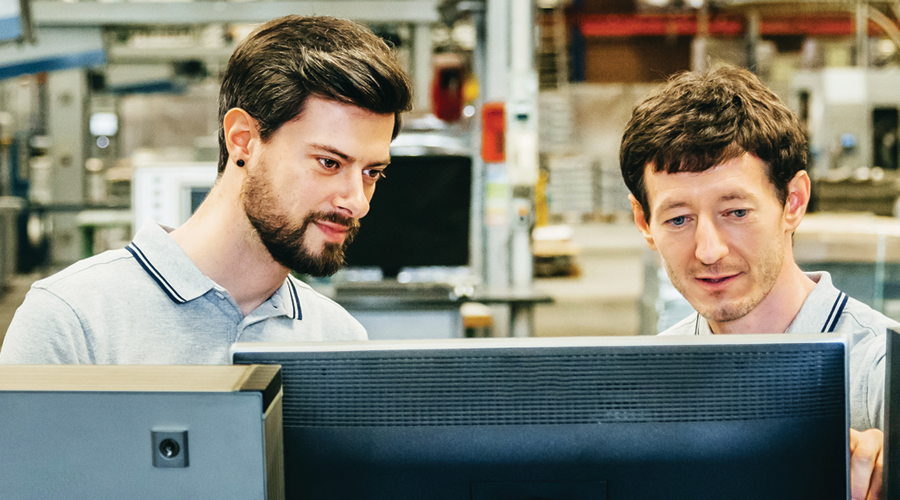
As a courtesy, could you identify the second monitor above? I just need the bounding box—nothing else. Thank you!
[343,153,472,279]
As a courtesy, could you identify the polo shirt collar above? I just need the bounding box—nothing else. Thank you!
[279,277,303,320]
[786,271,848,334]
[126,222,217,303]
[240,279,303,323]
[692,313,712,335]
[127,221,304,320]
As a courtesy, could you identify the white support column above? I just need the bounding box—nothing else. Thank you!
[856,0,869,68]
[469,4,487,285]
[507,0,538,291]
[691,1,709,73]
[484,0,509,103]
[483,0,511,292]
[745,7,760,71]
[411,22,433,114]
[47,69,87,266]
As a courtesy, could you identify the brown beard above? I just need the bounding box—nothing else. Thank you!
[241,164,360,277]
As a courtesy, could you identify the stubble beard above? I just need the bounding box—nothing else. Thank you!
[241,162,360,277]
[666,236,785,324]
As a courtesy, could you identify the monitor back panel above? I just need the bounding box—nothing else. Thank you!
[234,337,849,500]
[0,365,281,500]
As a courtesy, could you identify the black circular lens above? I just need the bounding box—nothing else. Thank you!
[159,438,180,459]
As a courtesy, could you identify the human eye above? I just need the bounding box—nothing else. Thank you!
[666,215,688,227]
[729,209,749,218]
[318,158,340,170]
[362,167,387,182]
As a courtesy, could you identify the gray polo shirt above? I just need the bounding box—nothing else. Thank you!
[660,271,896,431]
[0,223,367,365]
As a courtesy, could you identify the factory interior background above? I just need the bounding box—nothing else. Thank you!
[1,0,899,343]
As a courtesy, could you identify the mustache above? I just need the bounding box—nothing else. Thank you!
[691,262,742,276]
[309,211,361,231]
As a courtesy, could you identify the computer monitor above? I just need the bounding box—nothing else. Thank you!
[0,364,283,499]
[342,153,472,278]
[231,334,849,500]
[131,162,216,232]
[884,328,899,499]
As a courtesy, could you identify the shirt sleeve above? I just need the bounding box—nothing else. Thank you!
[867,348,886,431]
[0,287,92,364]
[847,323,888,431]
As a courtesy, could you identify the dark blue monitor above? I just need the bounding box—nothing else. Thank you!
[231,335,849,500]
[342,153,471,278]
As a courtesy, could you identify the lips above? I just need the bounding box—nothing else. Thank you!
[699,275,734,283]
[313,220,349,242]
[695,273,740,287]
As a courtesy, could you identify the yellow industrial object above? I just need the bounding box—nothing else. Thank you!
[463,74,479,104]
[535,169,549,227]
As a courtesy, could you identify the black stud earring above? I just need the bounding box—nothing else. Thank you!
[236,159,245,167]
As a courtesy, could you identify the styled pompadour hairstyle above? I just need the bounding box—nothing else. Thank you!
[217,15,413,173]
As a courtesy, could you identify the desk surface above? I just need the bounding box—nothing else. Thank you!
[0,364,278,393]
[795,212,900,263]
[332,283,553,310]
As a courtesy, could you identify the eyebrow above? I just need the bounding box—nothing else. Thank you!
[656,200,689,214]
[718,190,757,203]
[655,190,757,215]
[309,143,391,168]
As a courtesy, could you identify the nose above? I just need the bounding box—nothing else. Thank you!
[694,215,728,265]
[334,169,370,219]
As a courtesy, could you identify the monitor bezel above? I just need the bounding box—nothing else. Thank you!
[231,332,849,357]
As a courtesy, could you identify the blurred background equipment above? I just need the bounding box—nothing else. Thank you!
[8,0,900,339]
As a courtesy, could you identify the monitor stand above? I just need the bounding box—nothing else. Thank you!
[333,281,464,340]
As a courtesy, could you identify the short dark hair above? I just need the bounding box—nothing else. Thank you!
[217,15,413,173]
[619,65,807,222]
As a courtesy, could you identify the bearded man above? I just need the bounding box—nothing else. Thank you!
[0,15,412,364]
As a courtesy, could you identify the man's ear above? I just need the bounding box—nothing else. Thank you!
[630,194,657,250]
[783,170,811,232]
[223,108,257,167]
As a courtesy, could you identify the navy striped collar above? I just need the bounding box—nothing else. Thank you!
[127,222,302,320]
[126,242,191,303]
[285,277,303,320]
[786,271,846,334]
[821,291,849,333]
[126,223,214,304]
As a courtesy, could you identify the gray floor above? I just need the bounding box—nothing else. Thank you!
[0,222,649,347]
